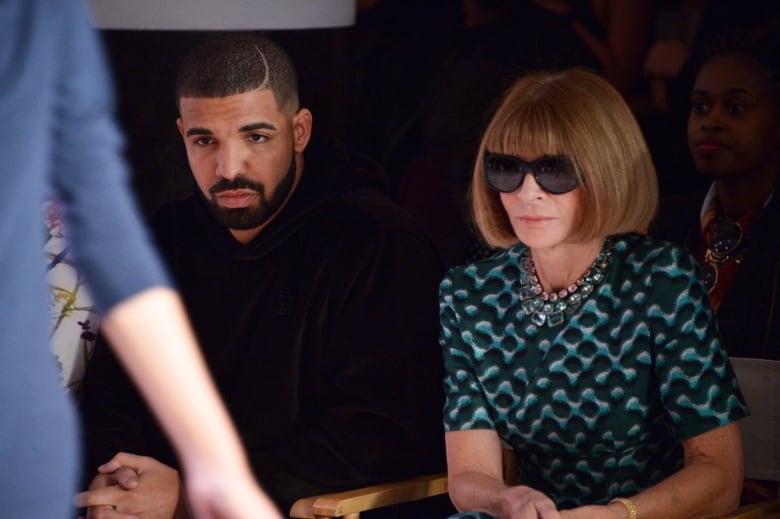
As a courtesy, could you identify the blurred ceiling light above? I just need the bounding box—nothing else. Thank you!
[86,0,356,30]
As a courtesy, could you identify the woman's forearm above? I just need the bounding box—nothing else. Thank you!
[101,287,283,517]
[617,461,739,518]
[100,287,251,476]
[449,470,509,516]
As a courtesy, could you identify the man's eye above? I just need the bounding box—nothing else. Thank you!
[194,137,213,146]
[248,134,267,143]
[691,101,708,114]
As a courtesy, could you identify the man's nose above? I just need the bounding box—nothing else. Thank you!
[215,143,246,180]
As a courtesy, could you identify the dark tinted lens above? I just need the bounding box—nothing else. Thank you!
[533,156,579,194]
[484,154,524,192]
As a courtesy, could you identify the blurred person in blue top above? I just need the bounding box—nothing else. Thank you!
[0,1,280,517]
[439,69,748,518]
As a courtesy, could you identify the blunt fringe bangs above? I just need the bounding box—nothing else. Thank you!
[175,32,299,114]
[472,69,658,249]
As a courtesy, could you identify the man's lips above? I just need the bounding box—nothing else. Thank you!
[213,189,258,208]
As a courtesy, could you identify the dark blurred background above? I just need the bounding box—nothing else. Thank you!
[97,0,780,266]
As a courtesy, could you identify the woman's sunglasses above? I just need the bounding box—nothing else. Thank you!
[483,152,580,195]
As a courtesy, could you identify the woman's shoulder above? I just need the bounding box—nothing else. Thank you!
[611,232,697,268]
[442,244,525,286]
[438,246,527,306]
[609,233,705,296]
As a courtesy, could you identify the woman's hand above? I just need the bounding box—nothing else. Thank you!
[496,485,561,518]
[446,430,561,518]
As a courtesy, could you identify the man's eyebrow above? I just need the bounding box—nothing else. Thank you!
[185,127,213,137]
[239,122,277,133]
[185,122,277,138]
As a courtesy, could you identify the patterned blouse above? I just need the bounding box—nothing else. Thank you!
[439,233,748,511]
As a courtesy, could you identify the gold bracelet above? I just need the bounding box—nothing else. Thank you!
[609,497,637,519]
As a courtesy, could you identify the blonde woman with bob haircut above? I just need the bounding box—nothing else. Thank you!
[439,69,748,519]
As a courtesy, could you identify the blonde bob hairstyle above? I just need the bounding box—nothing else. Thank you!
[471,69,658,249]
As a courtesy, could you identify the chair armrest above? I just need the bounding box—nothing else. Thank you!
[718,498,780,519]
[289,473,448,518]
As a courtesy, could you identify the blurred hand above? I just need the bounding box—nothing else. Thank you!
[182,461,282,519]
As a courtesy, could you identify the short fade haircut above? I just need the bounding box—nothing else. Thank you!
[471,69,658,249]
[175,32,299,114]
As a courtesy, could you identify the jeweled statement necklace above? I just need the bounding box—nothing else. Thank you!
[701,215,745,293]
[518,238,613,327]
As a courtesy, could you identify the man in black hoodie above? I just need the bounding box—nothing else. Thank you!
[78,33,449,518]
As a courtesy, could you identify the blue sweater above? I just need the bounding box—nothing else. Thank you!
[0,1,168,516]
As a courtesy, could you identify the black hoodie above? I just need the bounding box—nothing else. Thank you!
[80,139,450,516]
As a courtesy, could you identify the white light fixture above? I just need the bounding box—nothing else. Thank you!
[86,0,356,30]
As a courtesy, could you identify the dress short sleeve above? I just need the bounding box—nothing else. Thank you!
[647,243,749,440]
[440,267,498,432]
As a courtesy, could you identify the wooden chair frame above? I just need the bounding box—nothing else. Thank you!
[290,481,780,519]
[289,472,448,519]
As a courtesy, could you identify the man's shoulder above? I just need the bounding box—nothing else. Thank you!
[295,158,430,240]
[333,188,422,233]
[301,139,420,235]
[294,188,443,271]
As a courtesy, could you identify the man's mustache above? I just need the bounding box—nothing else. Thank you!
[209,178,265,196]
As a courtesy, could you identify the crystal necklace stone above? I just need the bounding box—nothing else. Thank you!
[518,238,613,327]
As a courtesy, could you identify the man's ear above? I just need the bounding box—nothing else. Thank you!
[176,117,185,139]
[292,108,313,153]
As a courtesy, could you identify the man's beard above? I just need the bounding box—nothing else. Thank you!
[206,154,296,231]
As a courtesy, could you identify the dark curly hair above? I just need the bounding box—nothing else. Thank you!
[693,20,780,99]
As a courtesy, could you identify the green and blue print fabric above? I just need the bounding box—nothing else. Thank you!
[439,233,748,512]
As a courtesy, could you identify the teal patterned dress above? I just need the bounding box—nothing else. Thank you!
[439,233,748,516]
